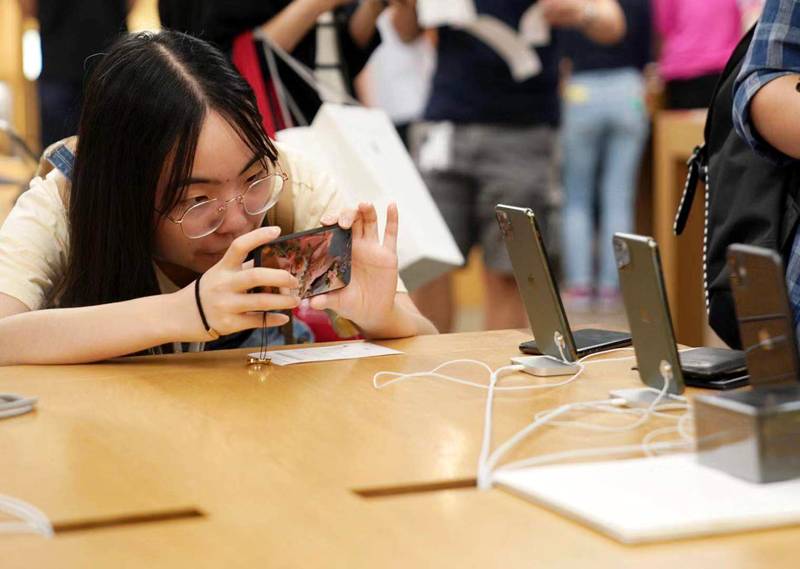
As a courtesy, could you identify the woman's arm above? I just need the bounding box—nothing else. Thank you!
[750,74,800,159]
[349,0,420,49]
[348,0,387,49]
[541,0,626,45]
[0,228,301,365]
[391,0,422,43]
[360,292,438,338]
[0,291,199,365]
[260,0,351,52]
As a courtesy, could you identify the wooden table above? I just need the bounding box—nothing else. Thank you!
[0,330,796,567]
[653,110,707,347]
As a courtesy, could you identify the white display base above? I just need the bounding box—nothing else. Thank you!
[494,454,800,544]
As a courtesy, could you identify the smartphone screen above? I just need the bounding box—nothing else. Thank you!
[254,225,352,299]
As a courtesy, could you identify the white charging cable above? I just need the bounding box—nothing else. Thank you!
[373,347,695,492]
[0,394,37,420]
[0,495,53,538]
[373,348,641,488]
[479,363,694,489]
[497,439,693,473]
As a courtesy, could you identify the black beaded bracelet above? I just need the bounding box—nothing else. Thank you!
[194,276,220,340]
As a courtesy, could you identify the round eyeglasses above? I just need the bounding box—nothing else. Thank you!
[165,171,288,239]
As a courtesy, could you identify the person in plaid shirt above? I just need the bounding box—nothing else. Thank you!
[733,0,800,343]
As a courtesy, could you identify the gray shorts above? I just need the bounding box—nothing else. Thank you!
[413,122,555,273]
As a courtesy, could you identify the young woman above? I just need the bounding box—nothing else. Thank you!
[0,30,436,365]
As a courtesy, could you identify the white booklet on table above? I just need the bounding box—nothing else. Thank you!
[250,342,402,366]
[494,454,800,544]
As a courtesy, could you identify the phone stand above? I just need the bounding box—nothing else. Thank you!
[511,355,581,377]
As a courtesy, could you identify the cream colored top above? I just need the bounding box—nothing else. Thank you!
[0,142,402,312]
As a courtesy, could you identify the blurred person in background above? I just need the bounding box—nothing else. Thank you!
[159,0,417,128]
[559,0,651,311]
[655,0,763,110]
[357,5,434,147]
[403,0,625,333]
[18,0,130,148]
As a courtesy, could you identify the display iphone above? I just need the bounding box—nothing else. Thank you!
[614,233,747,394]
[728,244,800,388]
[253,225,352,299]
[496,204,631,362]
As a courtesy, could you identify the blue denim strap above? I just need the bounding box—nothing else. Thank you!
[46,143,75,181]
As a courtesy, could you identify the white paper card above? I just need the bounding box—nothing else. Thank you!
[417,0,477,28]
[250,342,402,366]
[417,121,454,173]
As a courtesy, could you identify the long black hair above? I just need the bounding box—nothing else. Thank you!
[60,30,277,308]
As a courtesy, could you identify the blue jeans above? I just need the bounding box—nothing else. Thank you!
[561,68,649,290]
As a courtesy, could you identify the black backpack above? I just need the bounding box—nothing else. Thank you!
[674,26,800,349]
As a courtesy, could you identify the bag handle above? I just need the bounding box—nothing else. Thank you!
[673,24,758,236]
[253,28,362,111]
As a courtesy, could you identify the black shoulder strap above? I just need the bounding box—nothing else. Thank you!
[673,25,757,236]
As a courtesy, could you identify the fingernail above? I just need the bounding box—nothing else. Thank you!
[320,215,335,225]
[266,226,280,236]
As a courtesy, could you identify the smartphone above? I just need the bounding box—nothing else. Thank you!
[615,234,748,394]
[495,204,631,362]
[614,233,687,394]
[727,244,800,388]
[253,225,352,299]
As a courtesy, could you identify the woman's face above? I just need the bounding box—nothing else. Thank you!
[154,111,270,275]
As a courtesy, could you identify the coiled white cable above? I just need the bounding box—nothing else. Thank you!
[497,438,693,473]
[0,495,53,538]
[374,348,680,488]
[373,347,693,492]
[477,364,694,489]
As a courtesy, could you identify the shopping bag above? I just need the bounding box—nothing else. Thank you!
[278,103,465,290]
[417,0,477,27]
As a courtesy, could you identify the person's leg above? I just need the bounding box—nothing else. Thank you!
[482,270,528,329]
[410,123,476,333]
[475,123,556,330]
[598,69,650,298]
[560,73,605,304]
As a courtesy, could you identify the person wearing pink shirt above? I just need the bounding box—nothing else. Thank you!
[655,0,762,109]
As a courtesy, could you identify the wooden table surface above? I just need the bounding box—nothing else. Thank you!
[0,330,795,568]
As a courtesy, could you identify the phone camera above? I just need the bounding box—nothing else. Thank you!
[613,238,630,270]
[496,211,512,240]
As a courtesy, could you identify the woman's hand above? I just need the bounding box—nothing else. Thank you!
[309,203,400,332]
[179,227,301,341]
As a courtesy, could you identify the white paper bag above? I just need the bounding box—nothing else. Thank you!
[278,104,465,290]
[519,5,551,46]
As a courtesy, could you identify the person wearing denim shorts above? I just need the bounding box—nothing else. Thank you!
[400,0,626,332]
